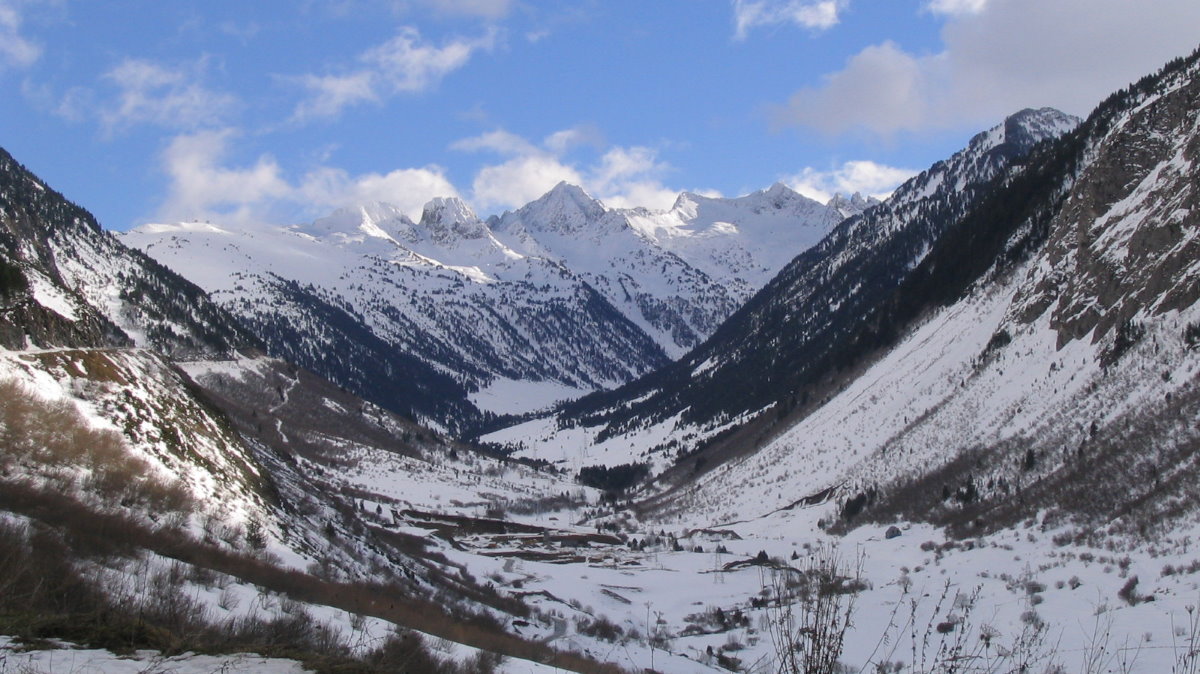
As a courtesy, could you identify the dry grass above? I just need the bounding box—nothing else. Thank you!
[0,378,194,516]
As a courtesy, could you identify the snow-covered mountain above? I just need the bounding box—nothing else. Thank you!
[0,148,257,358]
[648,53,1200,536]
[493,46,1200,547]
[489,106,1082,468]
[625,183,870,298]
[125,180,853,431]
[0,144,633,672]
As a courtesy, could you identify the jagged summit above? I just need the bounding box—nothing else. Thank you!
[499,182,612,236]
[418,196,487,243]
[827,192,877,218]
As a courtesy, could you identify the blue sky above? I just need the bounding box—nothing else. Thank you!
[2,0,1198,230]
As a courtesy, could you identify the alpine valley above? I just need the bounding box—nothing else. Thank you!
[1,44,1200,674]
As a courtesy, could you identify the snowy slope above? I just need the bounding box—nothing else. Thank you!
[0,148,257,358]
[488,107,1082,469]
[648,54,1200,533]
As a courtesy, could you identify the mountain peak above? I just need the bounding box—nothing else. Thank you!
[762,181,796,198]
[827,192,877,217]
[307,202,414,242]
[965,107,1081,158]
[542,181,602,210]
[504,182,611,236]
[419,196,486,243]
[1003,107,1081,149]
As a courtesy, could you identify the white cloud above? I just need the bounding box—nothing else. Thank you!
[586,146,678,211]
[774,41,930,136]
[924,0,988,15]
[0,2,40,69]
[785,160,917,203]
[366,26,490,92]
[450,129,538,156]
[299,165,459,218]
[471,155,583,213]
[293,26,495,121]
[293,72,376,120]
[159,130,290,223]
[774,0,1200,137]
[100,58,237,132]
[732,0,843,40]
[453,127,684,213]
[543,125,601,155]
[409,0,514,19]
[156,129,455,224]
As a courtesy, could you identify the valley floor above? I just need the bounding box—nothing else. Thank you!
[346,485,1200,673]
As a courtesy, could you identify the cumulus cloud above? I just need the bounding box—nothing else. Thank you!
[298,165,459,217]
[732,0,843,40]
[158,130,290,223]
[293,26,495,121]
[471,155,583,212]
[774,0,1200,137]
[453,127,684,213]
[100,58,238,133]
[156,129,455,224]
[586,146,679,211]
[785,160,917,203]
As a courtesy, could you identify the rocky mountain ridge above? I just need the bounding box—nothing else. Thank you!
[125,179,859,432]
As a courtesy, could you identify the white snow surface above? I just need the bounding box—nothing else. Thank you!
[469,377,591,416]
[26,269,80,321]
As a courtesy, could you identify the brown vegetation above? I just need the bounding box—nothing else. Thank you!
[0,377,623,673]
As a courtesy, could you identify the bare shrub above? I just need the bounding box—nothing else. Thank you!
[576,614,625,642]
[864,583,1059,674]
[0,377,194,517]
[1118,576,1143,606]
[763,546,861,674]
[1175,604,1200,674]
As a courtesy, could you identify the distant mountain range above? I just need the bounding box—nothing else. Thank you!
[123,178,867,432]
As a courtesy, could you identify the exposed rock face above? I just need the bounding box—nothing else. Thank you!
[1015,73,1200,348]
